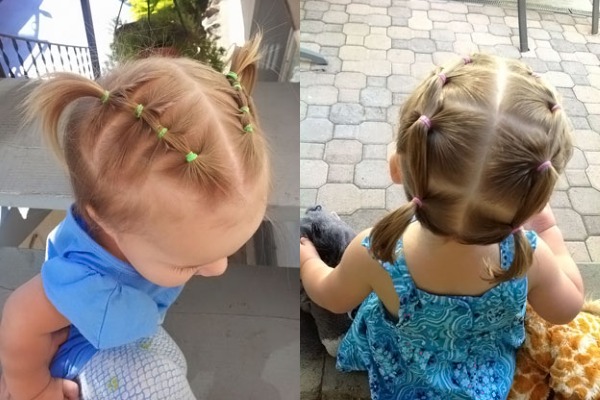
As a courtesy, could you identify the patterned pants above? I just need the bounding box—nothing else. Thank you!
[77,327,196,400]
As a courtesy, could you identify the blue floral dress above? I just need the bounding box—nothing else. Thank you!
[336,230,538,400]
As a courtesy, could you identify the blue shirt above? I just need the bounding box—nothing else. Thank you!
[43,206,184,379]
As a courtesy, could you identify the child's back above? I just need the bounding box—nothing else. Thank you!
[300,53,584,400]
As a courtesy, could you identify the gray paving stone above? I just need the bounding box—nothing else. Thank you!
[541,20,563,32]
[304,10,325,20]
[324,140,363,164]
[584,216,600,235]
[346,35,364,45]
[361,189,386,209]
[588,43,600,54]
[365,34,392,50]
[307,105,331,118]
[301,143,325,159]
[586,237,600,262]
[364,107,388,122]
[391,16,409,27]
[571,116,590,130]
[572,74,590,86]
[389,6,412,18]
[550,39,577,53]
[342,60,392,76]
[555,13,575,24]
[562,60,589,76]
[488,24,512,37]
[588,165,600,191]
[300,159,329,189]
[346,3,383,15]
[303,86,339,106]
[334,72,367,89]
[566,169,590,186]
[544,71,575,88]
[569,187,600,214]
[369,49,388,60]
[431,29,457,42]
[565,241,591,262]
[522,58,549,73]
[301,118,334,143]
[304,1,330,11]
[546,61,564,72]
[386,184,408,211]
[324,24,344,33]
[562,97,589,117]
[393,38,437,53]
[343,22,370,36]
[317,184,362,214]
[328,163,355,183]
[536,47,562,62]
[569,148,589,169]
[339,45,368,61]
[572,130,600,150]
[589,116,600,135]
[300,188,318,208]
[589,73,600,89]
[588,152,600,165]
[436,41,456,52]
[330,4,347,11]
[323,10,349,24]
[334,124,359,139]
[436,2,468,14]
[550,190,571,208]
[301,102,307,120]
[320,47,341,57]
[554,208,588,240]
[387,105,402,125]
[338,89,360,103]
[367,77,387,88]
[358,121,393,144]
[355,160,393,188]
[313,32,347,47]
[363,144,388,159]
[330,103,366,125]
[428,10,453,22]
[301,20,326,33]
[576,51,600,65]
[409,10,433,31]
[301,72,336,87]
[341,209,389,232]
[360,87,392,108]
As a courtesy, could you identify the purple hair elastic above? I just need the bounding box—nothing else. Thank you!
[463,55,472,65]
[537,160,552,172]
[418,115,431,129]
[512,226,523,234]
[551,104,561,112]
[412,197,423,208]
[438,73,447,85]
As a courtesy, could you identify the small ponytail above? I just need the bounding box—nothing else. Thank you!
[488,229,533,283]
[229,33,261,96]
[370,201,418,263]
[22,73,105,164]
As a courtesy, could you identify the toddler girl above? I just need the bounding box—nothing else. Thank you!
[300,53,584,399]
[0,36,270,400]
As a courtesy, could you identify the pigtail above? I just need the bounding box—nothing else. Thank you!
[370,201,418,263]
[229,33,261,96]
[488,229,533,283]
[22,73,105,164]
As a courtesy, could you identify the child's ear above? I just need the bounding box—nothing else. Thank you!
[389,153,403,184]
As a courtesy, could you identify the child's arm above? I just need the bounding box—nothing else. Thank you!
[526,204,584,324]
[300,229,393,314]
[0,274,77,400]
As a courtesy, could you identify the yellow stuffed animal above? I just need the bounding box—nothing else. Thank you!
[509,301,600,400]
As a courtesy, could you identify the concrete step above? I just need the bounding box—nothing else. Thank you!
[301,263,600,400]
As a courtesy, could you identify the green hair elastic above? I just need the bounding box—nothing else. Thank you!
[157,127,168,139]
[243,124,254,133]
[240,106,250,114]
[233,82,242,91]
[185,151,198,163]
[226,71,239,81]
[100,90,110,104]
[135,104,144,118]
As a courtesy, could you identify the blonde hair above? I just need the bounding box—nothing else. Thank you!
[371,54,572,282]
[24,35,268,231]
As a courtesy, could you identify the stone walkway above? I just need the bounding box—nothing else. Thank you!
[299,0,600,398]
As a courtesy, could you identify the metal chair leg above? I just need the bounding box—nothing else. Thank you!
[593,0,599,34]
[518,0,529,52]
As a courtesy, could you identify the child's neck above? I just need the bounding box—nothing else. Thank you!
[92,226,129,263]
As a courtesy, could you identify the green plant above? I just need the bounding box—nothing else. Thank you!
[111,0,225,71]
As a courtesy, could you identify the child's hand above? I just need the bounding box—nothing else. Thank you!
[300,237,320,268]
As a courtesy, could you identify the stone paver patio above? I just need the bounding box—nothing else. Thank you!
[300,0,600,398]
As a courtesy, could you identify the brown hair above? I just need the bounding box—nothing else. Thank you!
[370,54,573,282]
[24,35,268,232]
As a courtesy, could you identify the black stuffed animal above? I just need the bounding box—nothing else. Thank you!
[300,205,356,357]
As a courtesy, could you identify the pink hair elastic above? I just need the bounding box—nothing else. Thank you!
[438,73,447,85]
[512,226,523,234]
[418,115,431,129]
[537,160,552,172]
[531,72,541,78]
[411,197,423,208]
[551,104,561,112]
[463,55,472,65]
